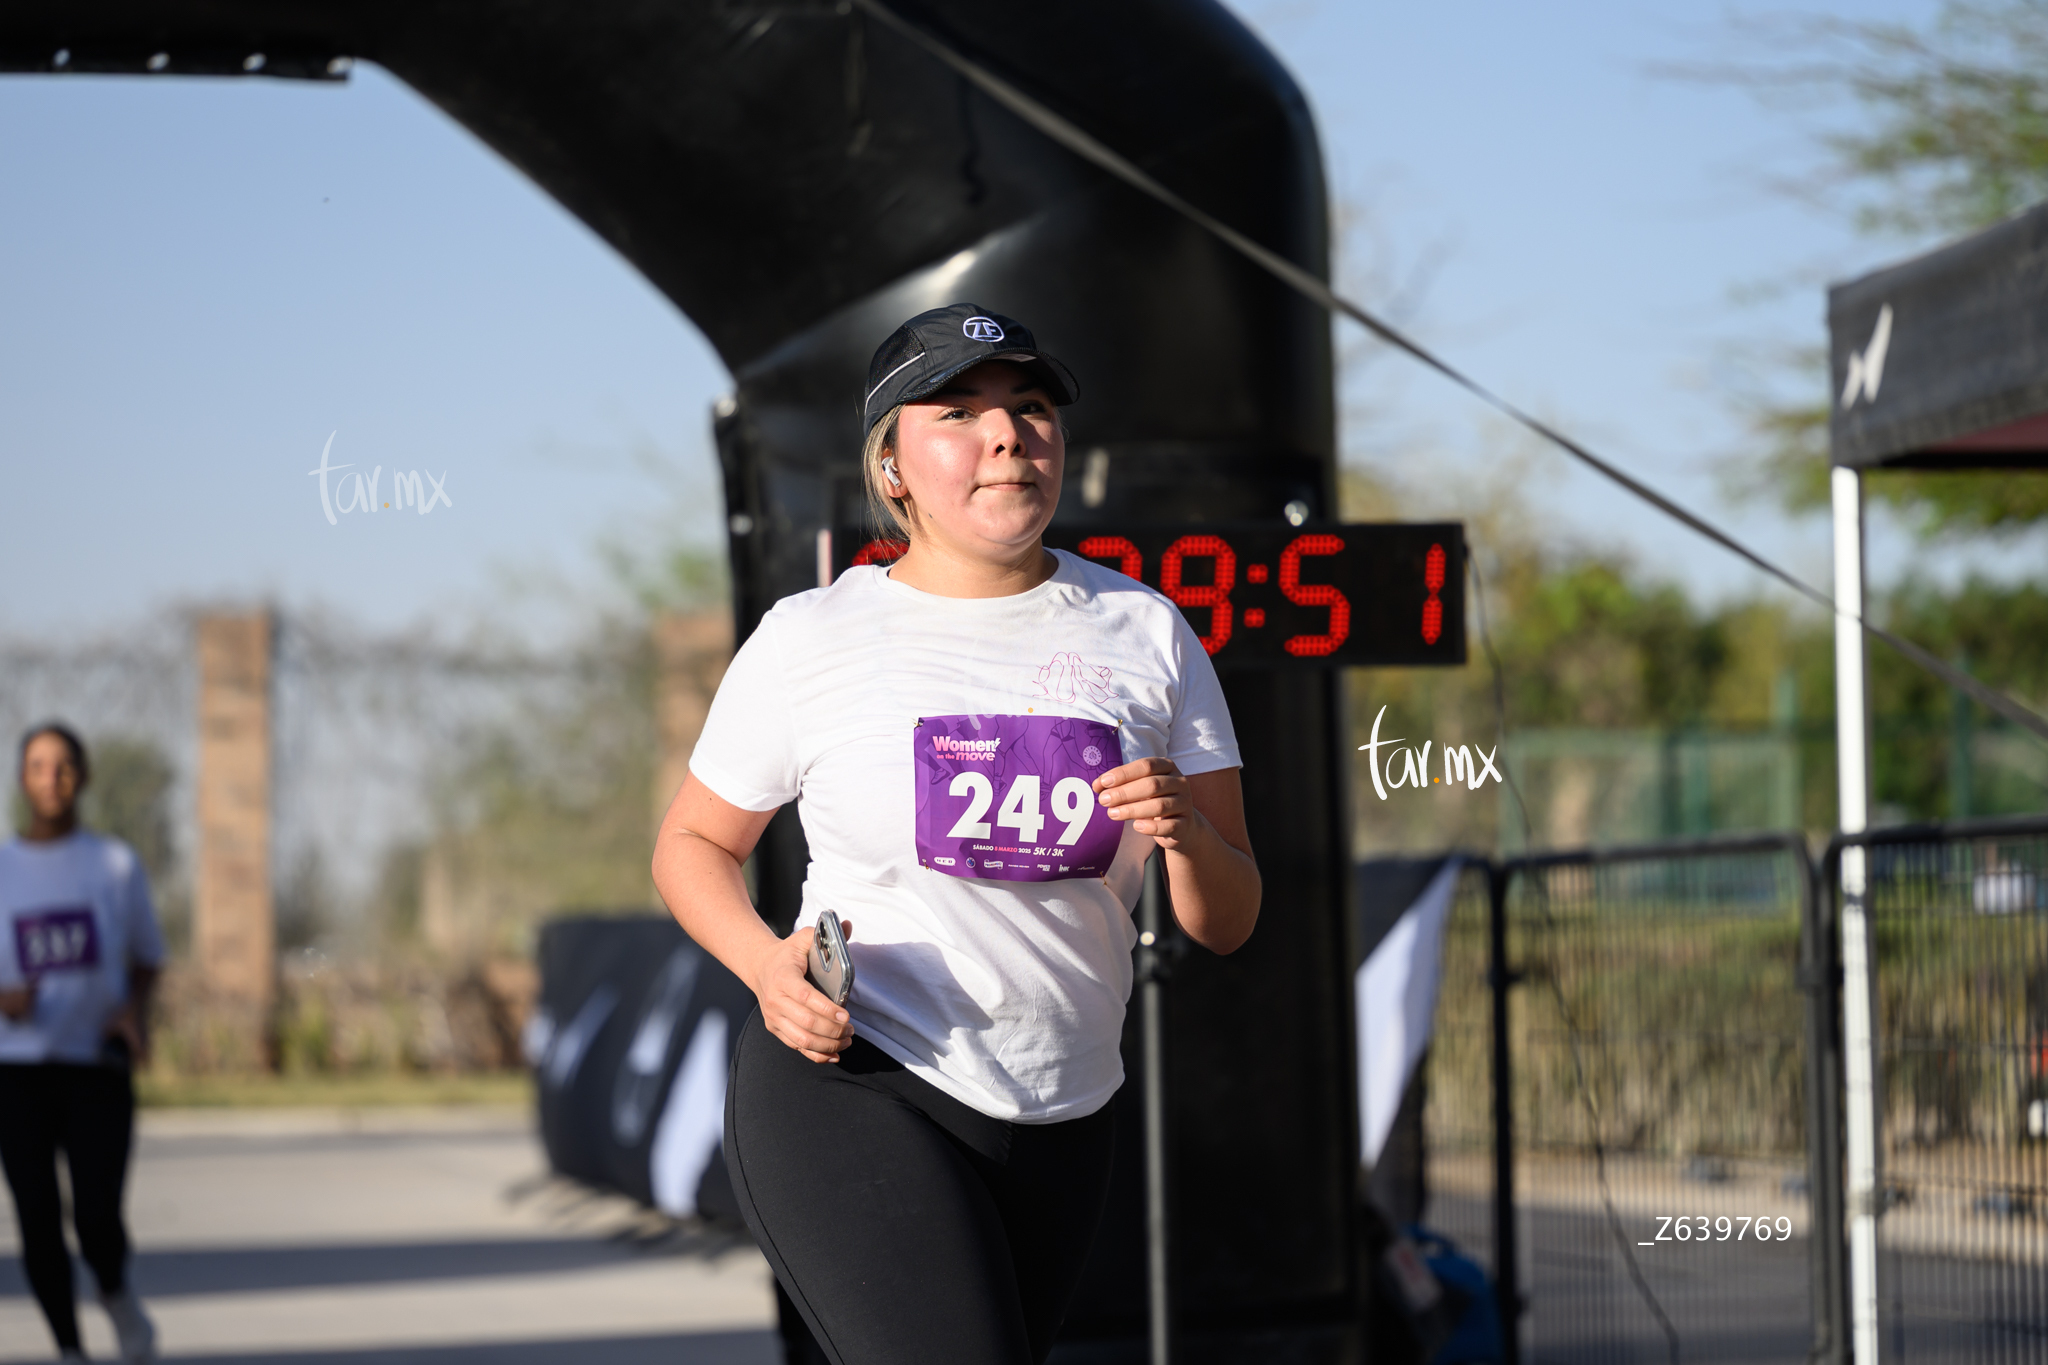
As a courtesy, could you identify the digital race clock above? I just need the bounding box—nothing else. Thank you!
[827,523,1465,668]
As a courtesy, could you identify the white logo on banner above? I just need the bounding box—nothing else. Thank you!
[1357,859,1464,1165]
[649,1009,730,1219]
[1840,304,1894,409]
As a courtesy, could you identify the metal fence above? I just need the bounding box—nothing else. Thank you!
[1427,820,2048,1365]
[0,611,722,961]
[1500,730,1802,852]
[1419,865,1503,1291]
[1498,836,1831,1365]
[1832,818,2048,1365]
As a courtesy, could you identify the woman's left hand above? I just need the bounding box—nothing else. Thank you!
[1094,758,1261,955]
[1094,757,1199,850]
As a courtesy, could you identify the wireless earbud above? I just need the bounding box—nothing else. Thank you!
[882,455,902,489]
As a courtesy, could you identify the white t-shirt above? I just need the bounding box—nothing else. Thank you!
[0,830,166,1065]
[690,549,1241,1123]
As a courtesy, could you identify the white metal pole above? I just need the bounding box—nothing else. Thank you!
[1831,465,1880,1365]
[1138,853,1174,1365]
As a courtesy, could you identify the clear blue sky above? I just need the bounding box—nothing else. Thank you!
[0,0,2007,645]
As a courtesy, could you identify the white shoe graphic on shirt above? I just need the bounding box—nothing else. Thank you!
[102,1289,157,1362]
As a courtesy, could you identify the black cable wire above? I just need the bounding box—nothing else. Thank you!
[1465,545,1533,851]
[853,0,2048,747]
[1468,543,1684,1365]
[1537,902,1686,1365]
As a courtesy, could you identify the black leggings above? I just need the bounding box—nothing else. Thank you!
[0,1063,135,1353]
[725,1009,1117,1365]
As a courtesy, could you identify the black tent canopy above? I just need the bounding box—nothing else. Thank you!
[1829,197,2048,470]
[1825,195,2048,1365]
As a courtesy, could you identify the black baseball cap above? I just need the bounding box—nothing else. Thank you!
[862,303,1079,435]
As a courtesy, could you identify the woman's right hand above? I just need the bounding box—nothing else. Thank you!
[654,776,854,1064]
[752,922,855,1063]
[0,984,33,1022]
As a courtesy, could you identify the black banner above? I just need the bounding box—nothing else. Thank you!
[531,915,755,1224]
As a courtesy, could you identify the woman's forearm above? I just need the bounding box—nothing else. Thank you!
[654,778,852,1063]
[653,828,782,994]
[1162,814,1261,954]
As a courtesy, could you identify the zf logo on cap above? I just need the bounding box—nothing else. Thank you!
[962,315,1005,343]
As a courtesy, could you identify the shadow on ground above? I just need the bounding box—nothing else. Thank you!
[0,1234,754,1299]
[163,1332,779,1364]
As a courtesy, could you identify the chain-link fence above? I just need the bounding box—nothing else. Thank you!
[1418,865,1503,1283]
[1500,731,1802,853]
[1835,819,2048,1365]
[1423,821,2048,1365]
[0,608,729,1075]
[1499,837,1824,1365]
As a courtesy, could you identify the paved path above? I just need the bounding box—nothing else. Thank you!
[0,1107,779,1364]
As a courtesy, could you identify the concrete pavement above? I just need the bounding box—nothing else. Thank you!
[0,1106,780,1364]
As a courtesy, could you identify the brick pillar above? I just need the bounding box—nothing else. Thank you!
[195,613,274,1008]
[652,611,733,835]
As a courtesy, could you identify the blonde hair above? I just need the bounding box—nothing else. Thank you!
[861,402,915,542]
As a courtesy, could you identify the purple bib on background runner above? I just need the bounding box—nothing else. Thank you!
[914,714,1123,882]
[13,906,100,976]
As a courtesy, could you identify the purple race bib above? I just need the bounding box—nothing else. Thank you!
[915,714,1124,882]
[13,906,100,976]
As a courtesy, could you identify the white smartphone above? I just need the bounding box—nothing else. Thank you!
[806,910,853,1006]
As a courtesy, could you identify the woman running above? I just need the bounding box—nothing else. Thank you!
[0,724,163,1363]
[653,303,1259,1365]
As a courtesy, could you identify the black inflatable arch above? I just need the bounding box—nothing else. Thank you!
[4,4,1364,1356]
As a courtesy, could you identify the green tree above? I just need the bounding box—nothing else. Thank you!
[80,736,192,951]
[1717,0,2048,534]
[79,736,178,887]
[1868,577,2048,815]
[1493,560,1729,729]
[400,620,665,958]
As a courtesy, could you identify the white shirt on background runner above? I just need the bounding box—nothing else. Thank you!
[689,549,1241,1124]
[0,830,165,1065]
